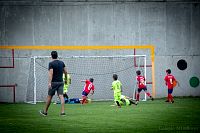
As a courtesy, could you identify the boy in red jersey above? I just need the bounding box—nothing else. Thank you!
[81,78,95,104]
[136,70,153,102]
[164,69,177,103]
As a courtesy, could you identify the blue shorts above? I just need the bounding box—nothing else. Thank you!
[168,89,173,94]
[82,91,88,97]
[138,87,147,93]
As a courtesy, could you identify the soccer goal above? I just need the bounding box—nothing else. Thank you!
[26,55,147,104]
[0,45,155,103]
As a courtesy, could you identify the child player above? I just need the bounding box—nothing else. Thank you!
[111,74,122,108]
[120,95,137,106]
[136,70,153,102]
[81,78,95,104]
[63,73,71,102]
[164,69,177,103]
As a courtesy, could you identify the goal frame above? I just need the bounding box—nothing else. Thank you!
[0,45,156,103]
[31,54,147,104]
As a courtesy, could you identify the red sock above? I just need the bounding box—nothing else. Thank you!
[146,92,151,97]
[82,96,86,104]
[169,94,173,101]
[167,94,170,101]
[136,93,140,101]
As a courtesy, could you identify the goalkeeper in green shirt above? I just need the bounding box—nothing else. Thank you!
[111,74,122,108]
[120,95,137,106]
[63,73,71,100]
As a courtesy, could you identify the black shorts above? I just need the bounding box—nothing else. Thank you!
[48,82,64,96]
[168,89,173,94]
[82,91,88,97]
[138,87,147,93]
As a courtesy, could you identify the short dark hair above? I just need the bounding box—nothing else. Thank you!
[166,69,171,74]
[136,70,141,75]
[51,51,58,59]
[113,74,118,80]
[89,78,94,83]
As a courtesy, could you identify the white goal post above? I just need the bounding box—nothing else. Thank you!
[26,55,147,104]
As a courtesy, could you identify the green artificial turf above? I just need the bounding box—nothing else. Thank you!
[0,98,200,133]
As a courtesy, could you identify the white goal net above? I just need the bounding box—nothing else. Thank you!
[26,55,146,104]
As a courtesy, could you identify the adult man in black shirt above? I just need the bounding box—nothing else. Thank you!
[40,51,67,116]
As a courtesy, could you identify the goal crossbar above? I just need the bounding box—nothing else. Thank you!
[32,54,146,59]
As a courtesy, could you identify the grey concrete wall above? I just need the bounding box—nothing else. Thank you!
[0,1,200,102]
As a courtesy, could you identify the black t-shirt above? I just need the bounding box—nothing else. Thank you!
[48,60,65,82]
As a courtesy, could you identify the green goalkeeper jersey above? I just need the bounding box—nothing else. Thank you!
[112,80,122,93]
[121,95,130,106]
[63,74,71,85]
[63,74,71,93]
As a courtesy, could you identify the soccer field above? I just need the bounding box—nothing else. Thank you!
[0,98,200,133]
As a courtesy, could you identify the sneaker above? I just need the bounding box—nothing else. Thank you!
[60,112,66,116]
[150,96,154,101]
[39,110,47,116]
[169,100,174,104]
[135,101,138,105]
[165,100,169,102]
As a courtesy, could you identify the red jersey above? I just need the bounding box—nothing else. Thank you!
[83,80,95,94]
[137,75,146,89]
[164,74,176,89]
